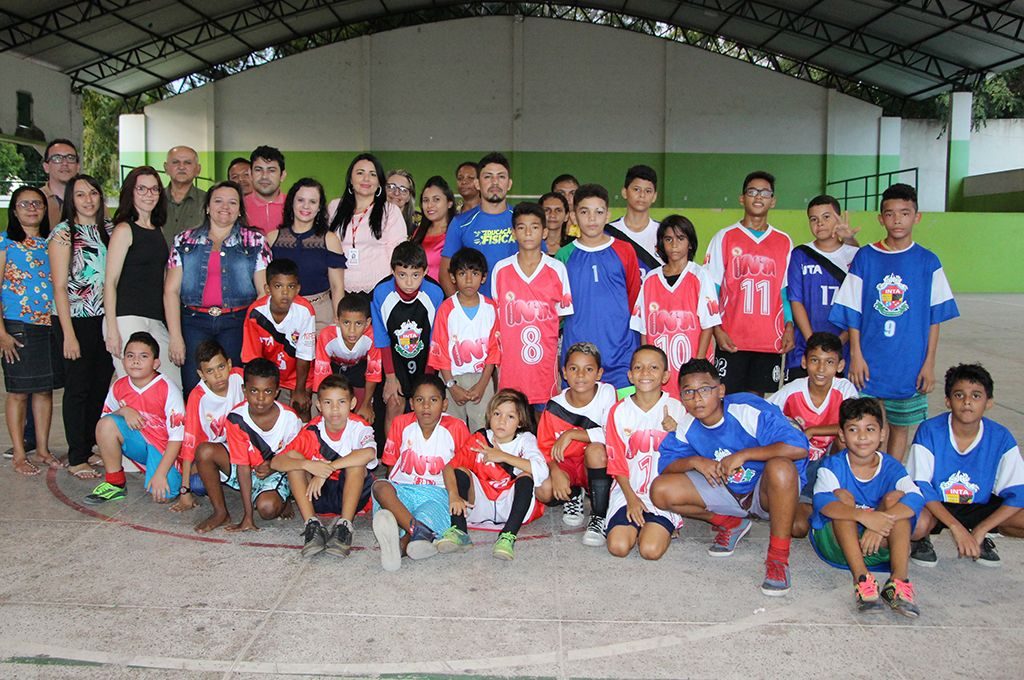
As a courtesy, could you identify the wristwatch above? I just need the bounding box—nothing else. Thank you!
[445,378,457,388]
[179,486,191,495]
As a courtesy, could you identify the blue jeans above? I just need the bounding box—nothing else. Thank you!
[180,307,246,396]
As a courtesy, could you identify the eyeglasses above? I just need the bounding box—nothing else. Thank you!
[679,385,718,401]
[15,200,44,209]
[46,154,79,164]
[744,188,774,198]
[134,184,162,196]
[386,183,411,196]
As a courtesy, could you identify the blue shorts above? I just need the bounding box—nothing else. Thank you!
[373,481,451,534]
[800,457,824,504]
[109,414,182,494]
[223,464,290,502]
[312,468,373,515]
[606,506,674,535]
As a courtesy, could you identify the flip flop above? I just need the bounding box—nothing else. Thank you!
[68,465,102,480]
[13,459,40,476]
[33,454,66,469]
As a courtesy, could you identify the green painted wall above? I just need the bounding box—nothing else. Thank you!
[946,139,970,212]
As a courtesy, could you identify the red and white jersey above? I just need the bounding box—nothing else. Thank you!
[282,415,377,480]
[241,295,316,390]
[455,430,549,501]
[225,401,304,467]
[491,254,573,404]
[704,223,792,353]
[630,262,722,398]
[181,369,245,462]
[312,324,382,391]
[605,392,685,525]
[102,373,185,452]
[537,383,618,461]
[383,412,470,486]
[428,294,501,376]
[767,377,858,461]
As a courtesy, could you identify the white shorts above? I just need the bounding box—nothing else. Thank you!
[465,474,544,530]
[686,471,769,520]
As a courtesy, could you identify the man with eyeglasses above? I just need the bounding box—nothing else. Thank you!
[41,139,80,228]
[163,146,207,244]
[704,171,795,396]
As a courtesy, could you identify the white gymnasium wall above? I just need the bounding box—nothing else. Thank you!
[140,16,882,159]
[0,53,82,148]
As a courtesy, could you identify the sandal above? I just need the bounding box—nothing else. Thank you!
[13,459,40,476]
[68,464,102,480]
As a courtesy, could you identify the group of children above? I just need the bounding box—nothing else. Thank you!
[77,164,1022,617]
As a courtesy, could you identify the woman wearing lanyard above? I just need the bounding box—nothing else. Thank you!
[164,181,270,396]
[266,177,346,331]
[48,174,114,480]
[0,186,63,476]
[104,166,180,388]
[327,153,405,294]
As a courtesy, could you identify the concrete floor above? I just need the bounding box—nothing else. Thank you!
[0,294,1022,679]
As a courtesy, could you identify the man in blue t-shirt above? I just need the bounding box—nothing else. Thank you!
[439,152,516,294]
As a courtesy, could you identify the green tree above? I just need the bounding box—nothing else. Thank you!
[0,142,26,194]
[81,90,122,194]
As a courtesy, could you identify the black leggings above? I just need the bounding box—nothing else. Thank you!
[451,471,534,536]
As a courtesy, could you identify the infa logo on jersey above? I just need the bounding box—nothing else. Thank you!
[940,471,980,504]
[873,274,909,317]
[712,447,756,484]
[394,320,424,359]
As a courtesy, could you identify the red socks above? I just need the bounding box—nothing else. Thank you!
[767,535,791,563]
[711,514,743,530]
[106,470,126,487]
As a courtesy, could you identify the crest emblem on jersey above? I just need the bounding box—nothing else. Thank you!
[940,471,979,504]
[394,320,424,359]
[873,274,909,317]
[713,447,755,484]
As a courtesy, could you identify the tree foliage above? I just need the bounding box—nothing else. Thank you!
[81,89,122,194]
[0,142,26,194]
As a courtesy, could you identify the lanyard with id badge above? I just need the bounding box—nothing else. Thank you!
[346,207,371,266]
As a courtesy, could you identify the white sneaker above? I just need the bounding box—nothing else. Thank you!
[581,515,606,546]
[562,488,585,527]
[372,509,402,572]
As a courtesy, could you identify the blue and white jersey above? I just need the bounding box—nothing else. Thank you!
[658,393,809,494]
[370,276,445,397]
[441,206,516,277]
[906,413,1024,508]
[786,242,858,369]
[810,451,924,530]
[829,242,959,399]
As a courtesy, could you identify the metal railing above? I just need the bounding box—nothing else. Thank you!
[826,168,918,211]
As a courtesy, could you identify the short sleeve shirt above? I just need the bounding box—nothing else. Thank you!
[0,231,53,325]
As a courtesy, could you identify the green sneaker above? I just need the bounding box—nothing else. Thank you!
[84,482,126,505]
[492,531,517,560]
[436,526,473,553]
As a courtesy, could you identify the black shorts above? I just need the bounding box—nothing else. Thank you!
[716,350,782,394]
[784,366,807,383]
[312,467,373,515]
[606,506,675,535]
[930,497,1004,534]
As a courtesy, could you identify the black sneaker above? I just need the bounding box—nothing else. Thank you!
[977,537,1001,567]
[910,537,937,567]
[325,518,353,558]
[300,519,327,557]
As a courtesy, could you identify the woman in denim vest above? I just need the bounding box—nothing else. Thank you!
[164,181,271,395]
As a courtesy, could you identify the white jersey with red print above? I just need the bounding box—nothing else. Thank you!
[704,223,792,353]
[537,382,618,460]
[102,373,185,453]
[181,369,245,462]
[605,392,685,526]
[491,254,573,404]
[382,412,470,486]
[283,415,378,480]
[767,377,858,461]
[312,324,382,391]
[225,402,305,467]
[241,295,316,390]
[428,294,501,376]
[630,262,722,398]
[456,430,549,529]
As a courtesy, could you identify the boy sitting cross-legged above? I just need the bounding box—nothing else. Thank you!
[652,358,809,596]
[85,332,186,506]
[906,363,1024,567]
[192,358,304,532]
[810,397,924,617]
[272,375,377,557]
[372,375,470,571]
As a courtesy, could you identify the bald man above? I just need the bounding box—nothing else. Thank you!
[163,145,207,244]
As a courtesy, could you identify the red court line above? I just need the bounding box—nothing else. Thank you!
[46,468,581,549]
